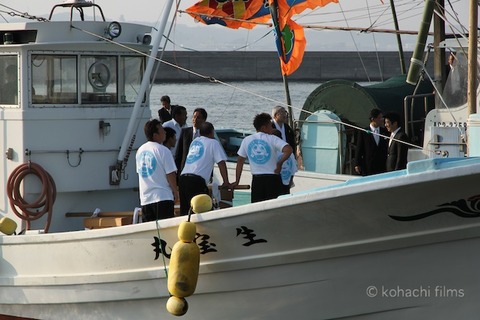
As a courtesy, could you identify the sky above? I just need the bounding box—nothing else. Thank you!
[0,0,471,51]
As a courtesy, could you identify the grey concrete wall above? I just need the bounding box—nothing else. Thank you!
[154,51,430,82]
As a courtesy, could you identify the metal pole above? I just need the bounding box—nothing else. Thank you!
[117,0,175,166]
[433,0,446,95]
[468,0,478,115]
[270,0,294,129]
[283,74,294,129]
[406,0,435,85]
[389,0,406,74]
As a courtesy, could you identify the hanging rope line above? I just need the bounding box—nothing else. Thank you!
[365,0,384,81]
[338,1,371,82]
[0,4,49,22]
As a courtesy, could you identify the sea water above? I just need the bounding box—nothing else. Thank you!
[150,81,321,131]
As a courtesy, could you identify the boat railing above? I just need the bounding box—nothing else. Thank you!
[403,92,435,145]
[49,0,106,22]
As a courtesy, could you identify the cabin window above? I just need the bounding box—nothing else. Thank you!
[80,56,117,104]
[32,55,77,104]
[31,54,145,106]
[119,56,145,103]
[0,56,18,105]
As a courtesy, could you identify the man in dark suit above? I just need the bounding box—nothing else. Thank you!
[354,108,388,175]
[271,106,297,194]
[271,106,296,152]
[175,108,207,173]
[384,112,410,172]
[158,95,175,123]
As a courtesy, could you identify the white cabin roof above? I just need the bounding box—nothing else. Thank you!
[0,21,152,46]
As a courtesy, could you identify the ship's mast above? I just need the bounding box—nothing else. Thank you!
[468,0,478,115]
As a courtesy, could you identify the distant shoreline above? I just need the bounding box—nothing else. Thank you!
[154,51,432,83]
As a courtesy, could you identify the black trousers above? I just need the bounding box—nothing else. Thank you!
[179,174,209,215]
[251,174,282,203]
[142,200,174,222]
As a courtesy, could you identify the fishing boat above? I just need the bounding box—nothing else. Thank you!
[0,0,479,319]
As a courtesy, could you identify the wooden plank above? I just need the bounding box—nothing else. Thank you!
[66,211,139,218]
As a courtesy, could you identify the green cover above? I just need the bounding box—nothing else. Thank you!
[300,75,434,129]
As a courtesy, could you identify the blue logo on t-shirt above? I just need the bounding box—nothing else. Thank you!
[186,140,204,164]
[248,139,271,164]
[280,156,292,183]
[139,151,156,177]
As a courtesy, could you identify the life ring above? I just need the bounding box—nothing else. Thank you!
[6,162,56,233]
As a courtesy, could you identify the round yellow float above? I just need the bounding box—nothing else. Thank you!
[0,217,17,235]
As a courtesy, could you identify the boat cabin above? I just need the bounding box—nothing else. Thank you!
[0,1,154,232]
[299,37,480,174]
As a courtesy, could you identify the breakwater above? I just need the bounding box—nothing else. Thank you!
[154,51,428,83]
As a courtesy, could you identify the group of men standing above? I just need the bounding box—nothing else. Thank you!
[136,95,298,222]
[354,108,409,176]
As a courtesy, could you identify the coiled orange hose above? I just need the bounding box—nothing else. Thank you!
[6,162,56,233]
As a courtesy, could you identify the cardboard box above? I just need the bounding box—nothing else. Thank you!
[84,216,133,229]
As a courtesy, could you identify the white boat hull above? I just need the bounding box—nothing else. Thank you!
[1,157,480,319]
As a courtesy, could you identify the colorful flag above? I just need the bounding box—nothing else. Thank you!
[273,16,306,75]
[186,0,338,74]
[251,0,338,21]
[186,0,269,29]
[186,0,338,29]
[270,0,306,75]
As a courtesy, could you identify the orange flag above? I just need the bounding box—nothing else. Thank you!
[274,16,306,75]
[186,0,268,29]
[186,0,339,74]
[186,0,339,29]
[270,0,307,75]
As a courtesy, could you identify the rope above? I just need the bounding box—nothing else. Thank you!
[338,1,371,82]
[6,162,56,233]
[365,0,384,81]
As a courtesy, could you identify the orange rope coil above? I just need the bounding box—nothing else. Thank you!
[6,162,56,233]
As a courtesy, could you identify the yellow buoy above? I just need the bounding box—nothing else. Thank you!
[166,195,208,316]
[166,296,188,316]
[167,241,200,297]
[191,194,212,214]
[0,217,17,235]
[178,221,196,243]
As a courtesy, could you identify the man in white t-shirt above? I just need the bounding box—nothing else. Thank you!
[232,113,293,203]
[136,119,179,221]
[179,122,230,215]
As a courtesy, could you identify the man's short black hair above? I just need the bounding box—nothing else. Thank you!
[253,113,272,131]
[199,122,214,136]
[172,105,186,117]
[369,108,383,121]
[193,107,208,120]
[144,119,161,141]
[164,126,176,141]
[384,112,401,126]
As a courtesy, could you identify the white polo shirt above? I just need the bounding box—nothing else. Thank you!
[136,141,177,205]
[181,136,227,184]
[238,132,288,175]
